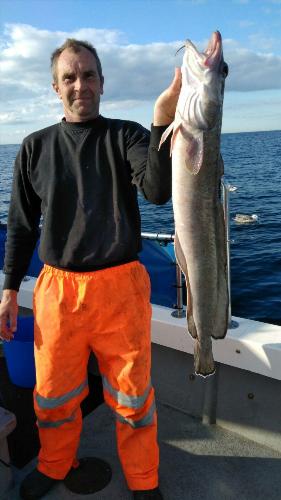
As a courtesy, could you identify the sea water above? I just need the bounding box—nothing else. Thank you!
[1,130,280,325]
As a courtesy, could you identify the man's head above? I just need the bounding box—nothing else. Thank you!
[51,39,104,122]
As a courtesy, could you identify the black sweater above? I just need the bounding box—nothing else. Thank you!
[3,115,171,290]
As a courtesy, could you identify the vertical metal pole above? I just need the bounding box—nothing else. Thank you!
[222,181,238,329]
[171,262,185,318]
[176,263,183,312]
[222,181,232,327]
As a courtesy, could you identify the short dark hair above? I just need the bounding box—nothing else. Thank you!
[51,38,103,83]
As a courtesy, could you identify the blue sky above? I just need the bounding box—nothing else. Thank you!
[1,0,281,143]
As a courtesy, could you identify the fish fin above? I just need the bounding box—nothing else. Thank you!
[174,231,188,276]
[170,123,182,156]
[194,338,216,377]
[219,153,224,176]
[174,233,197,340]
[212,276,229,339]
[212,209,229,339]
[158,121,175,151]
[181,129,204,175]
[159,120,183,156]
[187,313,198,340]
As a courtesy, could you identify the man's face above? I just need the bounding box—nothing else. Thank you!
[53,47,104,122]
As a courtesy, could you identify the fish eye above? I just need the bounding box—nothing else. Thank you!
[222,62,229,77]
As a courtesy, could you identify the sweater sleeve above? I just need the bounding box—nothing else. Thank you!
[3,141,41,291]
[126,123,172,205]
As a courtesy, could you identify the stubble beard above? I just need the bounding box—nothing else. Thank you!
[67,94,100,121]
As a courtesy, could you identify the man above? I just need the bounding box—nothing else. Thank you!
[0,39,181,499]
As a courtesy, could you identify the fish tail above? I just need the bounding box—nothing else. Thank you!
[194,338,216,377]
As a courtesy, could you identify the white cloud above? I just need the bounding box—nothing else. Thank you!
[0,93,61,125]
[0,23,281,142]
[248,33,280,52]
[239,20,255,28]
[223,38,281,91]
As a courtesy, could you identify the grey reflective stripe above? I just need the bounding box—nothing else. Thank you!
[102,375,151,409]
[37,412,75,428]
[115,400,156,428]
[36,379,88,409]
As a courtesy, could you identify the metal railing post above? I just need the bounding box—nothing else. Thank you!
[171,262,186,318]
[221,180,239,329]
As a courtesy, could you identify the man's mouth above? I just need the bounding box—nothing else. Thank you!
[74,97,91,101]
[72,94,93,102]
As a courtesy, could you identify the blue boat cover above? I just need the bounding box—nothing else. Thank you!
[139,239,177,308]
[0,225,177,308]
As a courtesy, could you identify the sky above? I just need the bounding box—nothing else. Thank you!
[0,0,281,144]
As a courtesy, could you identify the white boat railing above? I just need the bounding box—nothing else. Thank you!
[141,232,174,242]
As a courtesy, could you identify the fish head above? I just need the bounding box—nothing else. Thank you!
[181,31,228,131]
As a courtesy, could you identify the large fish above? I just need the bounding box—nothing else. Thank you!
[160,31,229,376]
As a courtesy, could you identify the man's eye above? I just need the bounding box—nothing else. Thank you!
[63,77,74,83]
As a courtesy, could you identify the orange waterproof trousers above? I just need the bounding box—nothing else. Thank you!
[33,261,159,490]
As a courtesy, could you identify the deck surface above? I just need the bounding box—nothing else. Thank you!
[8,401,281,500]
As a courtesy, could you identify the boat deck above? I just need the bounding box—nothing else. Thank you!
[1,296,281,499]
[8,400,281,500]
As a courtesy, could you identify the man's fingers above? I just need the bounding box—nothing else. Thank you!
[170,67,182,94]
[0,332,14,341]
[0,311,16,340]
[153,67,182,125]
[10,313,17,333]
[0,313,8,334]
[0,292,18,341]
[0,320,14,341]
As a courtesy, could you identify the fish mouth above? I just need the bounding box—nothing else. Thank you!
[184,31,222,69]
[204,31,222,68]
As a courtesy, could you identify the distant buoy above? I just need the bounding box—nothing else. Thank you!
[233,214,258,223]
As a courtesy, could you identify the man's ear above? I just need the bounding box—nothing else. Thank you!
[100,76,104,95]
[52,82,62,99]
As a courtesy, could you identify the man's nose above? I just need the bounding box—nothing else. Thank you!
[74,77,86,91]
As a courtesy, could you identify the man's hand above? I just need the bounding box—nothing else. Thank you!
[153,67,182,126]
[0,290,18,341]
